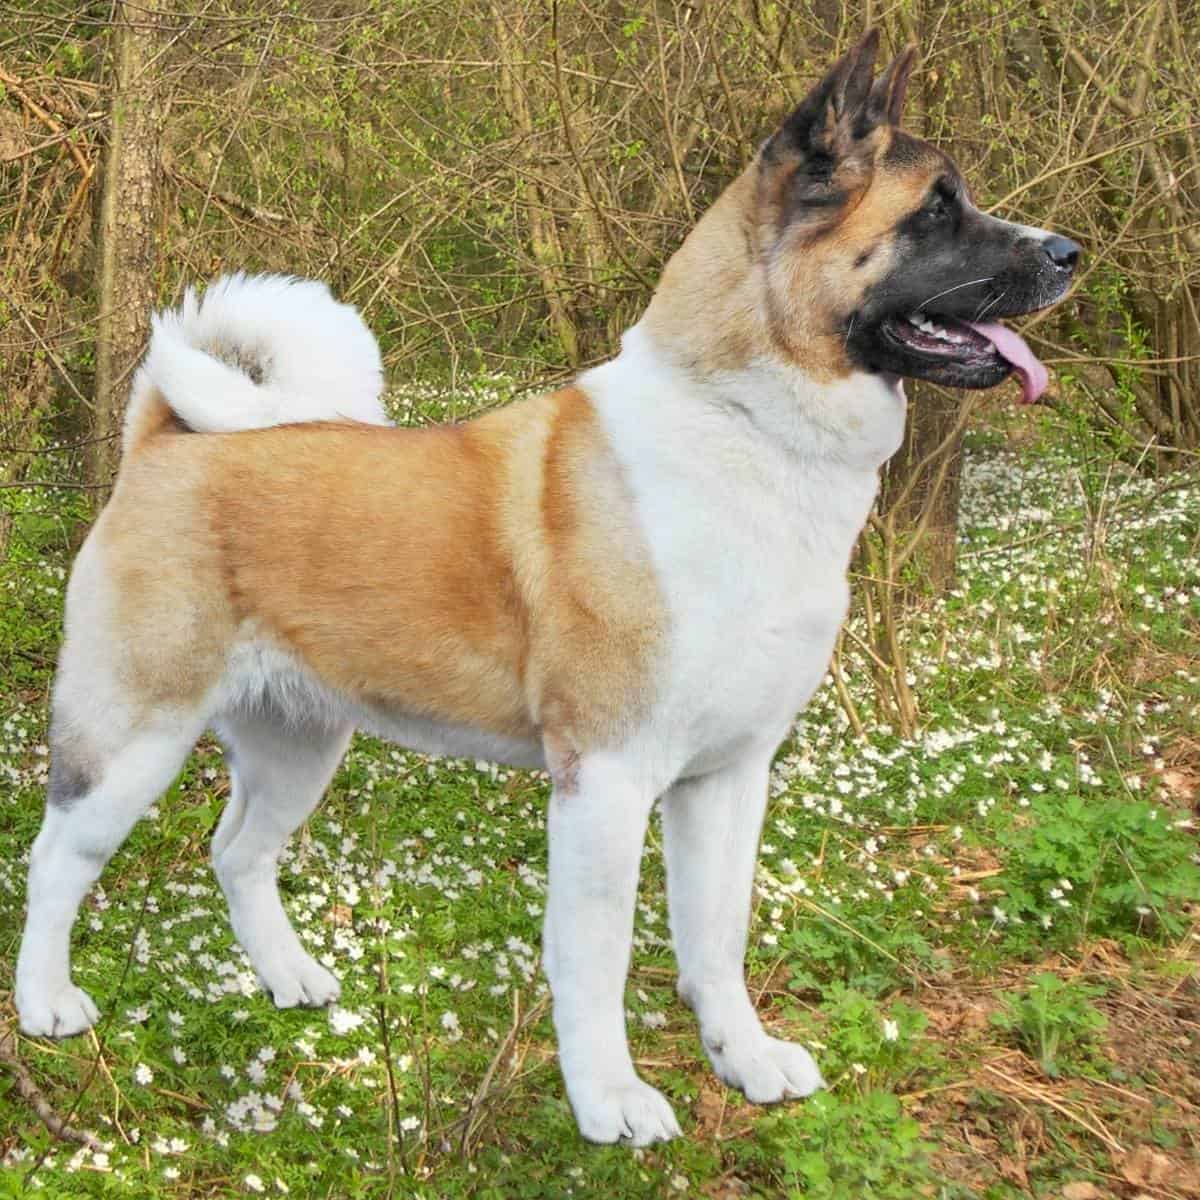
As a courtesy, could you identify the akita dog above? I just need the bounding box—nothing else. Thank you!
[16,32,1077,1144]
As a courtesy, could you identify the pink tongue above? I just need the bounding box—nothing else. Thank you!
[967,322,1048,404]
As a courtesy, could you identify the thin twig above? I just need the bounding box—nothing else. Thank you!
[0,1025,100,1150]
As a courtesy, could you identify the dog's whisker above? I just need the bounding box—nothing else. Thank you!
[973,290,1006,322]
[914,276,995,311]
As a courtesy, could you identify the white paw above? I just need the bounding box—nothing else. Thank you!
[256,951,341,1009]
[706,1032,824,1104]
[570,1076,683,1146]
[17,982,101,1039]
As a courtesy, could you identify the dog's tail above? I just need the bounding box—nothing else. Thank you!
[122,273,388,455]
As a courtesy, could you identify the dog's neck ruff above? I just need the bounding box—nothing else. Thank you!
[595,323,907,473]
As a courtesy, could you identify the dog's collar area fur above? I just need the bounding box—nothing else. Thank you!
[604,323,908,472]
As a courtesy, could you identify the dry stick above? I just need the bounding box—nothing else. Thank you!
[0,480,113,491]
[704,0,746,146]
[1,117,32,273]
[0,280,91,410]
[829,631,866,738]
[979,1062,1125,1154]
[1054,1,1183,223]
[0,65,93,178]
[0,1026,100,1150]
[987,122,1200,214]
[458,984,525,1161]
[376,993,409,1177]
[49,160,96,273]
[191,18,279,238]
[652,6,694,223]
[881,393,979,532]
[170,168,288,226]
[795,896,924,985]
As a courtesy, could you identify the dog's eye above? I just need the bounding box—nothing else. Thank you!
[921,180,958,223]
[923,193,951,220]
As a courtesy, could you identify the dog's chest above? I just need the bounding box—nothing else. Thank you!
[588,342,901,773]
[640,450,872,769]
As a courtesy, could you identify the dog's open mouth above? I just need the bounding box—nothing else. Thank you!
[880,312,1048,403]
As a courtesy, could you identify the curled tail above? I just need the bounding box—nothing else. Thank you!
[122,273,388,455]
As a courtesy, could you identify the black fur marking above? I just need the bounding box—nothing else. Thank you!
[844,195,1078,388]
[48,752,92,809]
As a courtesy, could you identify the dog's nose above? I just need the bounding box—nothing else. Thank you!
[1043,235,1080,271]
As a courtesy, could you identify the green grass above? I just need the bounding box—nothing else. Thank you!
[2,398,1198,1198]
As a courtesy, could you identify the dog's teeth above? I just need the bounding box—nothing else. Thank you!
[919,320,938,334]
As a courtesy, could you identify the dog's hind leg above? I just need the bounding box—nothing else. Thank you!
[211,710,352,1009]
[16,718,202,1037]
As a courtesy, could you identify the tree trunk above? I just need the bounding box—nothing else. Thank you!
[882,385,968,594]
[90,2,164,495]
[490,1,580,368]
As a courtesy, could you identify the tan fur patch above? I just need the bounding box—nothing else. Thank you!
[92,442,235,710]
[508,387,665,748]
[89,387,664,754]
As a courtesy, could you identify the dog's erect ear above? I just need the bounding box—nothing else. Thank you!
[863,45,918,130]
[767,30,916,163]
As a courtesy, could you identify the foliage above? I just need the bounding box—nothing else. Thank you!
[2,3,1200,1193]
[808,984,931,1087]
[753,1090,940,1200]
[1,2,1197,439]
[2,398,1196,1198]
[990,972,1108,1077]
[993,789,1200,943]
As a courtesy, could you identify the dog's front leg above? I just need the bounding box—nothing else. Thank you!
[663,747,824,1103]
[543,748,681,1145]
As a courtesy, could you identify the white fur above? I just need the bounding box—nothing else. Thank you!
[16,721,204,1036]
[123,273,387,450]
[536,326,902,1141]
[17,293,905,1147]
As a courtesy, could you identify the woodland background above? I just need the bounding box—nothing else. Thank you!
[1,0,1198,558]
[1,3,1199,1199]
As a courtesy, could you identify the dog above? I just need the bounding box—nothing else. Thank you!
[15,32,1077,1145]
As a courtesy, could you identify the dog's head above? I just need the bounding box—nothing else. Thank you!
[740,31,1078,400]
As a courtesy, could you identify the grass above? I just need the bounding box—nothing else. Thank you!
[1,390,1198,1199]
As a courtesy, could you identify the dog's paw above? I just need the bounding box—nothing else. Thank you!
[17,983,100,1039]
[570,1077,682,1146]
[706,1033,824,1104]
[257,952,341,1009]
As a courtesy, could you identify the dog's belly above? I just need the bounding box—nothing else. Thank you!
[357,704,545,769]
[216,639,545,768]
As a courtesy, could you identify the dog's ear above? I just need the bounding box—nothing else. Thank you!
[767,30,917,166]
[864,45,918,130]
[769,30,878,163]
